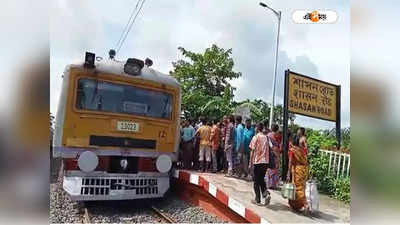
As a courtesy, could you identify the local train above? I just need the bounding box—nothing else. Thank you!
[53,51,181,201]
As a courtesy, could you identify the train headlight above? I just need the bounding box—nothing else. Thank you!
[78,151,99,173]
[124,58,144,76]
[156,155,172,173]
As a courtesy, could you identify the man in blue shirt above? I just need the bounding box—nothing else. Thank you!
[243,118,255,180]
[181,120,195,169]
[233,115,244,177]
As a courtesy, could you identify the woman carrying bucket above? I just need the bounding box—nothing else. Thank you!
[287,130,310,213]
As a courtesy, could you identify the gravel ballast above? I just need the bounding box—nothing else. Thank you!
[84,200,165,224]
[151,194,228,223]
[50,170,229,223]
[50,176,82,223]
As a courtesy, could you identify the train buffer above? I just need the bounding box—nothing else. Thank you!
[172,169,350,223]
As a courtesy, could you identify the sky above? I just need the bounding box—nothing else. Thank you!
[50,0,350,130]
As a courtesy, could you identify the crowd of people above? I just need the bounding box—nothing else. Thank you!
[178,115,310,213]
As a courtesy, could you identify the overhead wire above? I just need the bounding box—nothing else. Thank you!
[115,0,141,50]
[116,0,147,55]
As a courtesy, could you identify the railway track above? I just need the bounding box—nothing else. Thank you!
[51,168,224,224]
[149,204,176,223]
[83,207,91,223]
[80,201,176,224]
[81,203,91,224]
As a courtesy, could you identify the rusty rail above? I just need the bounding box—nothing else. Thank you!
[149,205,176,223]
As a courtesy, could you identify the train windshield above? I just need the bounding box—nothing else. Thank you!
[76,78,173,119]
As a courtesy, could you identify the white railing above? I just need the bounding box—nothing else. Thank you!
[320,149,350,178]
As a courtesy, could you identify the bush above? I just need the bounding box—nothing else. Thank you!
[332,177,351,204]
[306,130,337,153]
[308,152,335,194]
[308,151,350,204]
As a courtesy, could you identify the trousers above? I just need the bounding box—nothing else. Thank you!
[242,151,250,176]
[193,137,200,169]
[182,140,193,169]
[211,149,218,171]
[217,148,224,171]
[253,163,268,202]
[225,146,233,172]
[199,145,211,162]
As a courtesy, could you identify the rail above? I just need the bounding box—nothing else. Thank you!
[83,207,91,224]
[149,205,176,223]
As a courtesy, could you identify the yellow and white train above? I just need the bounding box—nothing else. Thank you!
[53,52,181,201]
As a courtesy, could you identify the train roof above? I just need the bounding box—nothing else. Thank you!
[67,59,180,88]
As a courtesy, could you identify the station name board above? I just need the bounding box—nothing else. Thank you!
[287,71,338,121]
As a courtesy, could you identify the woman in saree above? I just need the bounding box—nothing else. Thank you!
[266,124,281,190]
[297,127,308,153]
[286,131,310,213]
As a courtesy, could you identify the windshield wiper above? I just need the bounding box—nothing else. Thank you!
[161,97,169,118]
[97,95,103,110]
[90,79,99,105]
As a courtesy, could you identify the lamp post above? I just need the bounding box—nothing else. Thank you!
[259,2,281,129]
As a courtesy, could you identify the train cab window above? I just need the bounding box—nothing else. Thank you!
[76,78,173,119]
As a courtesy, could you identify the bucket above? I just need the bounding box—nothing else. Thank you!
[281,182,296,200]
[305,179,320,212]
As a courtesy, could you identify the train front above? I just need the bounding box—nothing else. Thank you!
[53,52,181,201]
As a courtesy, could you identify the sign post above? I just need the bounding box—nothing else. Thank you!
[282,69,341,180]
[336,85,341,149]
[282,70,290,180]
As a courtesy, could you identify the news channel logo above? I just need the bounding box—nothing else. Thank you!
[292,10,338,24]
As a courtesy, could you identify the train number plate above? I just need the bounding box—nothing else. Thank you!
[117,121,140,132]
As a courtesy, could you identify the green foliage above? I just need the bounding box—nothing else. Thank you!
[308,152,334,193]
[322,128,351,150]
[308,151,350,204]
[341,128,351,149]
[332,177,351,204]
[170,44,241,121]
[234,99,268,123]
[233,99,296,125]
[200,87,235,120]
[306,129,337,153]
[303,126,351,203]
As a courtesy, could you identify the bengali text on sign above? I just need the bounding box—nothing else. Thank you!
[287,72,337,121]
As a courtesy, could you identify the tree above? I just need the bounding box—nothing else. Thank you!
[234,99,296,127]
[170,44,241,120]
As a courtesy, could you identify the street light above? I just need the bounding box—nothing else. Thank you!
[259,2,281,129]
